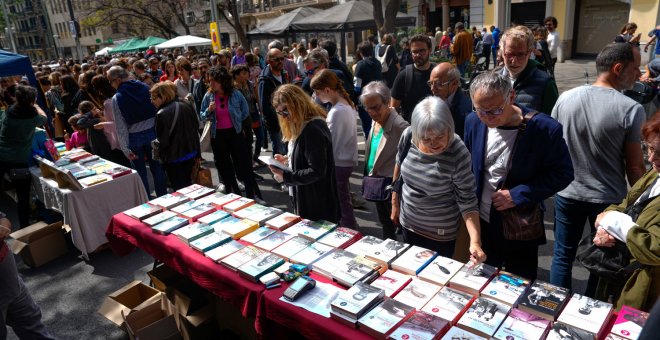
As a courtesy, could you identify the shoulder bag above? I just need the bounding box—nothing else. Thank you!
[151,102,179,162]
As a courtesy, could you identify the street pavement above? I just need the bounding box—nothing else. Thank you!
[3,59,598,339]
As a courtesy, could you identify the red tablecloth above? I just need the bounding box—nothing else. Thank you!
[106,213,264,318]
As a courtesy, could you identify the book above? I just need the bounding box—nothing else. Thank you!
[237,252,285,282]
[220,245,264,271]
[196,209,230,225]
[179,203,216,222]
[253,231,296,252]
[330,309,360,328]
[143,211,178,227]
[610,305,649,340]
[492,308,550,340]
[124,203,162,221]
[245,207,283,226]
[223,218,259,239]
[271,236,313,261]
[606,334,631,340]
[393,277,442,309]
[240,226,276,244]
[297,219,337,241]
[345,235,384,257]
[280,219,313,236]
[357,298,415,339]
[312,248,358,279]
[441,326,487,340]
[170,200,205,215]
[517,280,570,321]
[331,281,385,319]
[418,256,465,286]
[184,186,215,200]
[72,168,97,179]
[389,310,451,340]
[332,255,382,288]
[556,293,613,338]
[457,297,510,338]
[175,184,205,196]
[103,166,132,178]
[149,194,190,210]
[448,262,498,295]
[370,269,412,298]
[79,174,108,186]
[223,197,255,213]
[190,231,232,253]
[421,286,475,324]
[209,216,243,234]
[546,322,595,340]
[172,222,214,245]
[151,216,189,235]
[232,204,267,220]
[366,239,410,269]
[205,240,245,262]
[265,212,301,231]
[481,271,530,306]
[317,227,363,249]
[257,155,291,172]
[288,242,335,266]
[206,192,240,209]
[391,245,437,275]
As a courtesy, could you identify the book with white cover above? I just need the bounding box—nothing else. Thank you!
[448,262,498,295]
[311,248,358,279]
[246,207,283,226]
[206,193,241,208]
[265,212,301,231]
[421,286,475,324]
[297,219,337,240]
[280,219,312,236]
[389,311,451,340]
[370,269,412,298]
[317,227,362,249]
[481,271,530,306]
[240,226,276,244]
[556,293,612,337]
[237,252,285,281]
[148,194,190,209]
[366,239,410,268]
[358,298,415,339]
[418,255,465,286]
[330,282,385,319]
[493,308,550,340]
[610,305,648,340]
[172,222,214,244]
[441,326,487,340]
[223,197,255,213]
[143,211,177,227]
[179,203,216,222]
[220,245,264,271]
[190,231,232,252]
[253,231,295,251]
[211,216,242,234]
[184,186,215,200]
[332,256,382,287]
[345,235,384,257]
[197,209,230,225]
[391,245,437,275]
[175,184,204,196]
[546,322,595,340]
[232,204,267,219]
[151,216,188,235]
[206,240,245,262]
[271,236,312,261]
[170,200,204,214]
[288,242,334,266]
[124,203,162,221]
[457,297,510,338]
[393,277,442,309]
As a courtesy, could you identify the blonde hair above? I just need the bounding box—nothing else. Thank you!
[272,84,327,141]
[501,25,535,52]
[150,80,177,104]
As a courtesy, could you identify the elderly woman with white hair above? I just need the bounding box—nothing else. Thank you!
[391,96,486,262]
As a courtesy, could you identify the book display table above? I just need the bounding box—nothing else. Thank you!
[31,167,147,259]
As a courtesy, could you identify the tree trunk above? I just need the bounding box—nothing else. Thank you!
[373,0,401,38]
[218,0,249,48]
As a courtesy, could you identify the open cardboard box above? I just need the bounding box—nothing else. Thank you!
[171,280,217,340]
[9,221,68,267]
[98,280,162,327]
[123,293,182,340]
[148,264,184,294]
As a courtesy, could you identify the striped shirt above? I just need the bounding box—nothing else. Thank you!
[397,129,478,241]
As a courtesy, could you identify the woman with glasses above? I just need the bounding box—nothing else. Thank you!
[464,72,573,280]
[391,96,486,262]
[200,67,259,199]
[266,84,340,223]
[591,112,660,312]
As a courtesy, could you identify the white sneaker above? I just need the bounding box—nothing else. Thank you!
[216,183,226,193]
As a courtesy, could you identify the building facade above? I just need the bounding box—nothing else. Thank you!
[0,0,57,61]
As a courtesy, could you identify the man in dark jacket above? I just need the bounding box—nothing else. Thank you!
[192,58,210,117]
[258,48,289,157]
[320,40,354,95]
[354,41,382,137]
[429,62,471,140]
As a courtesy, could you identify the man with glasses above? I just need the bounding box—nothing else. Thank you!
[147,57,163,83]
[544,16,560,65]
[497,26,558,115]
[258,48,289,157]
[391,34,435,123]
[429,62,472,139]
[550,42,646,294]
[192,58,211,116]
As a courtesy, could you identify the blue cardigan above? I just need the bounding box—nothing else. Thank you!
[199,90,249,137]
[463,104,574,245]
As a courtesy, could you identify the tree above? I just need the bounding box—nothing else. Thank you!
[217,0,249,48]
[373,0,402,38]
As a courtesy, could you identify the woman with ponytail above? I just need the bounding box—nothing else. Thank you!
[311,69,358,228]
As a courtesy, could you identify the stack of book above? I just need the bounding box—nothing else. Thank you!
[207,193,241,209]
[492,308,550,340]
[240,227,276,244]
[170,200,205,215]
[481,271,530,306]
[317,227,362,249]
[389,310,451,340]
[183,186,215,200]
[357,298,415,339]
[237,252,285,282]
[175,184,205,195]
[345,236,384,257]
[205,240,245,262]
[221,218,259,239]
[232,204,267,220]
[421,286,475,324]
[220,245,265,271]
[223,197,255,213]
[366,239,410,269]
[332,256,383,287]
[179,203,216,222]
[123,204,162,221]
[151,216,189,235]
[172,222,214,245]
[517,280,570,321]
[393,277,441,309]
[149,194,190,210]
[418,255,465,286]
[330,282,385,327]
[555,293,613,339]
[103,166,132,179]
[448,262,498,295]
[265,212,301,231]
[390,245,437,275]
[456,297,510,338]
[245,207,283,226]
[190,231,232,253]
[197,210,230,225]
[143,211,177,228]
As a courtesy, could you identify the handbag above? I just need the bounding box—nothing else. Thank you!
[498,110,545,241]
[151,102,179,162]
[199,120,212,153]
[576,232,643,282]
[191,158,213,187]
[361,176,392,202]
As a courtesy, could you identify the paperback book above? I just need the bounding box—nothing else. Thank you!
[366,239,410,269]
[184,186,215,200]
[222,197,255,213]
[288,242,335,266]
[190,231,232,253]
[124,204,162,221]
[253,231,296,252]
[232,204,267,220]
[345,235,384,257]
[421,286,475,324]
[151,216,189,235]
[393,277,442,309]
[149,194,190,210]
[448,262,498,295]
[172,222,214,245]
[390,245,437,275]
[79,174,108,186]
[369,269,412,297]
[175,184,205,196]
[245,207,283,226]
[481,271,530,306]
[211,216,243,234]
[546,322,595,340]
[441,326,487,340]
[297,219,337,241]
[179,203,216,222]
[237,252,285,282]
[332,255,382,288]
[317,227,363,249]
[556,293,613,338]
[206,193,241,209]
[265,212,301,231]
[610,305,649,340]
[357,298,415,339]
[330,281,385,319]
[312,249,358,279]
[280,219,313,237]
[205,240,245,262]
[222,218,259,239]
[389,310,451,340]
[492,308,550,340]
[220,245,265,271]
[197,209,230,225]
[517,280,570,321]
[143,211,177,227]
[457,297,510,338]
[271,236,313,261]
[103,166,132,178]
[170,200,205,215]
[418,256,465,286]
[240,226,276,244]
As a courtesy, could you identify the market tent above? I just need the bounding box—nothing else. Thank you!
[110,38,143,54]
[0,49,44,109]
[134,36,167,51]
[155,35,212,50]
[290,1,416,31]
[247,7,322,38]
[94,46,114,56]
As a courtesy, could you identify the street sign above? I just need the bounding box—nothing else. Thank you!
[210,22,221,53]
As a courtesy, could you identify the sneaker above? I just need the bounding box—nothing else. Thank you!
[216,183,226,193]
[255,197,267,205]
[350,191,367,209]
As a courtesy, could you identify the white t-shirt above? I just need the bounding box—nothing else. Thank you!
[326,102,358,167]
[480,127,519,222]
[547,31,560,59]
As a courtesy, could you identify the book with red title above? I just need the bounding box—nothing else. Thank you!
[421,286,475,325]
[492,308,550,340]
[393,277,442,309]
[610,305,649,340]
[265,212,301,231]
[357,298,415,339]
[391,245,437,275]
[317,226,362,249]
[457,297,510,338]
[389,310,451,340]
[370,269,412,297]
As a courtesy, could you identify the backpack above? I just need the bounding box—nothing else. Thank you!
[376,45,390,73]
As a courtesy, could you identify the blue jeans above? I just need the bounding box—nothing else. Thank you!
[550,195,610,293]
[129,129,167,197]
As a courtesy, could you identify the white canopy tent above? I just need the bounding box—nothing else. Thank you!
[94,46,113,56]
[155,35,212,51]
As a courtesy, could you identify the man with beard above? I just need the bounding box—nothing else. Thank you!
[258,48,289,156]
[390,34,435,123]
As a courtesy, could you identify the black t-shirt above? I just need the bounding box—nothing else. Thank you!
[391,65,433,122]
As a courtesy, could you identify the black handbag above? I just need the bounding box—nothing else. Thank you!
[361,176,392,202]
[9,168,31,180]
[576,232,643,282]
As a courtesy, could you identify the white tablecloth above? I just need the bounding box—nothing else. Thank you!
[30,167,148,259]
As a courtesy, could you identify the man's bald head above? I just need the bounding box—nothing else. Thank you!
[429,62,461,100]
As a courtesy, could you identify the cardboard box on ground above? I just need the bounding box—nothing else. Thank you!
[98,280,162,327]
[122,293,182,340]
[9,220,69,267]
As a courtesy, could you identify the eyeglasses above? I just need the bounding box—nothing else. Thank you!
[427,80,452,88]
[503,51,529,60]
[473,104,506,116]
[365,102,384,112]
[276,109,290,117]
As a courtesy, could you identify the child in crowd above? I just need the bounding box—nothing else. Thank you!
[64,101,100,151]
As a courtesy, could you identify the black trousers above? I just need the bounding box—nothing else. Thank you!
[163,158,195,191]
[480,218,539,280]
[0,162,32,228]
[211,128,257,198]
[375,200,397,240]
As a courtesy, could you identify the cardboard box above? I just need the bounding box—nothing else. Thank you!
[10,221,68,267]
[98,280,162,327]
[148,265,184,293]
[123,293,182,340]
[171,280,217,340]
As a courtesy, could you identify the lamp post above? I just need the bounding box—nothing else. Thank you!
[52,34,61,59]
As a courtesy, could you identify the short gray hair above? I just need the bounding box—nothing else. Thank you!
[268,40,284,51]
[410,96,454,145]
[446,65,461,83]
[107,66,130,81]
[360,81,390,105]
[304,48,329,67]
[469,71,512,101]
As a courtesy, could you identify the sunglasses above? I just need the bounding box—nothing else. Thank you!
[473,104,506,116]
[276,109,290,117]
[270,57,284,62]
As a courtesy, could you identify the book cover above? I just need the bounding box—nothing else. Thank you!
[220,245,265,271]
[546,322,595,340]
[223,219,259,239]
[265,212,301,231]
[205,240,245,262]
[358,298,415,339]
[170,200,205,215]
[44,139,61,160]
[298,219,337,241]
[175,184,205,196]
[481,271,530,306]
[418,256,465,286]
[196,209,230,225]
[79,174,109,186]
[149,194,190,210]
[366,239,411,269]
[103,166,132,178]
[370,269,412,298]
[172,222,214,245]
[245,207,283,226]
[332,256,382,288]
[223,197,255,213]
[240,226,276,244]
[391,245,437,275]
[232,204,267,220]
[184,186,215,200]
[237,252,285,281]
[179,203,216,222]
[492,308,550,340]
[190,231,232,253]
[610,305,649,340]
[72,168,98,179]
[143,211,177,227]
[330,310,359,328]
[271,236,313,261]
[441,326,487,340]
[288,242,335,266]
[280,219,313,236]
[517,280,570,321]
[557,293,612,336]
[389,311,451,340]
[448,262,498,295]
[208,216,243,235]
[312,249,358,279]
[124,203,162,221]
[331,281,385,319]
[253,231,296,252]
[457,297,510,338]
[421,286,475,324]
[151,216,189,235]
[317,227,363,249]
[206,193,241,209]
[393,277,442,310]
[345,235,384,257]
[606,334,630,340]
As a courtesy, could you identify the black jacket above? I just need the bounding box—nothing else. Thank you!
[155,100,200,163]
[258,66,289,134]
[283,119,340,223]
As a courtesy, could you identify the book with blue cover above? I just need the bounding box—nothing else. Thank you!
[151,216,189,235]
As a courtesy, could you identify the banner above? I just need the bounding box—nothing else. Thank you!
[210,22,221,53]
